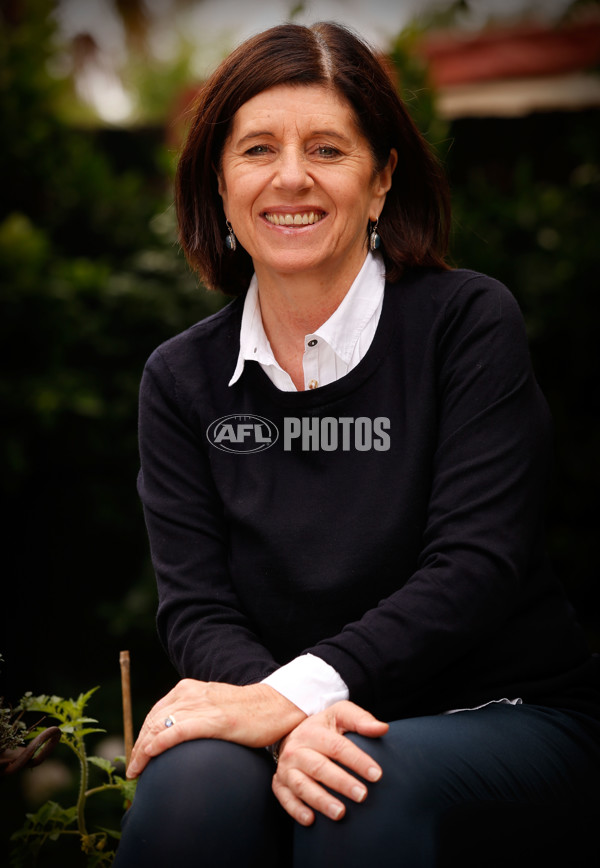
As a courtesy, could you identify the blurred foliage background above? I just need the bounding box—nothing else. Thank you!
[1,0,598,862]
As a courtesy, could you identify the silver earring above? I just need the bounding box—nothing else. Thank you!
[369,219,381,252]
[225,220,237,252]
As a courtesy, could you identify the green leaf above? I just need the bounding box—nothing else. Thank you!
[13,800,78,833]
[89,755,116,775]
[97,826,122,840]
[113,775,137,803]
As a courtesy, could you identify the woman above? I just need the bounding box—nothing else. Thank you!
[114,22,600,867]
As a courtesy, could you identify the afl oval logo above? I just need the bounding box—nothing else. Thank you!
[207,414,279,453]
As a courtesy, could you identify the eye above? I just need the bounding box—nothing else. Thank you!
[246,144,271,156]
[315,145,340,158]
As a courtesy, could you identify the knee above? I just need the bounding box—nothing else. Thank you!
[115,740,280,868]
[129,739,273,820]
[141,738,255,789]
[345,730,449,818]
[294,734,442,868]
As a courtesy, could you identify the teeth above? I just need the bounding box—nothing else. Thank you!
[265,212,324,226]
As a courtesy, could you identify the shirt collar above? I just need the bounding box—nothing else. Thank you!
[228,274,279,386]
[228,251,386,387]
[311,252,385,364]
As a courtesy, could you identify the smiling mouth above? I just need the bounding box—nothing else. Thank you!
[263,211,326,226]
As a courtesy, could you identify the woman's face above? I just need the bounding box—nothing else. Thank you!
[217,84,396,289]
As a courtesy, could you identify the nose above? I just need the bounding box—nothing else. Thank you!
[272,146,313,192]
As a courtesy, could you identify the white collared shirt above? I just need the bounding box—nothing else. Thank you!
[229,253,385,716]
[229,251,386,393]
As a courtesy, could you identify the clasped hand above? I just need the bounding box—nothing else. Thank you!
[126,679,388,826]
[126,679,305,779]
[272,701,388,826]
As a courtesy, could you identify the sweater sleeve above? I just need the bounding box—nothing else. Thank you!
[137,347,279,684]
[309,275,560,712]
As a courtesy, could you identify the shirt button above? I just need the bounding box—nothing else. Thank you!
[308,339,318,347]
[308,379,318,390]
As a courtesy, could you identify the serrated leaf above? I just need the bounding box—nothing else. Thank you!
[97,826,121,840]
[19,688,100,725]
[19,799,78,830]
[33,800,63,824]
[89,756,115,774]
[79,686,100,703]
[113,776,137,802]
[60,716,99,728]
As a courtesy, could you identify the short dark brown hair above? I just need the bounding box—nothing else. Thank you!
[176,22,450,293]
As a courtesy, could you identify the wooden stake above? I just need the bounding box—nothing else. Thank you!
[119,650,134,768]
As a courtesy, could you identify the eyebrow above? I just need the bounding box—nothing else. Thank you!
[235,129,353,147]
[236,131,272,146]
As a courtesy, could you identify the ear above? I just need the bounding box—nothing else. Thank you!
[376,148,397,198]
[214,168,230,223]
[214,162,227,198]
[370,149,397,220]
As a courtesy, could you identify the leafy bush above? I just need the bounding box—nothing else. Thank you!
[10,688,134,867]
[1,1,223,703]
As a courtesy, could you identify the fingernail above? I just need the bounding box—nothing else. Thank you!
[351,785,367,802]
[367,766,382,782]
[300,811,312,826]
[328,803,344,820]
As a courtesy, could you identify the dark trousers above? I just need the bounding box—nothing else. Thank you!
[114,703,600,867]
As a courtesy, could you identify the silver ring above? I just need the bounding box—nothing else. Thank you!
[164,714,176,728]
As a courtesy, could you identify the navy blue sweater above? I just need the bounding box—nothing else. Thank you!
[138,268,599,720]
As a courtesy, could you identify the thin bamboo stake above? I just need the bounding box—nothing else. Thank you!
[119,650,134,768]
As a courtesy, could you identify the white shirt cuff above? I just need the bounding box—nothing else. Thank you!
[262,654,349,717]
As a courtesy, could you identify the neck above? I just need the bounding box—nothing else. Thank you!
[252,255,367,391]
[255,251,368,345]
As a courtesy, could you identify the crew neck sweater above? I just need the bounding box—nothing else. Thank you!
[137,267,600,721]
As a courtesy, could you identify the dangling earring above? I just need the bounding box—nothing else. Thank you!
[369,219,381,252]
[225,220,237,252]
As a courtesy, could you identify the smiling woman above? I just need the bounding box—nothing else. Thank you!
[114,21,600,868]
[175,22,450,295]
[216,84,396,332]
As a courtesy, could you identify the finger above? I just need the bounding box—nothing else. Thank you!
[143,714,212,758]
[333,735,384,785]
[126,722,161,778]
[291,727,384,786]
[331,700,389,738]
[148,678,201,712]
[278,743,371,814]
[275,763,350,822]
[271,776,315,827]
[355,718,389,737]
[299,746,371,804]
[127,710,188,778]
[126,687,184,775]
[126,681,222,778]
[127,714,209,779]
